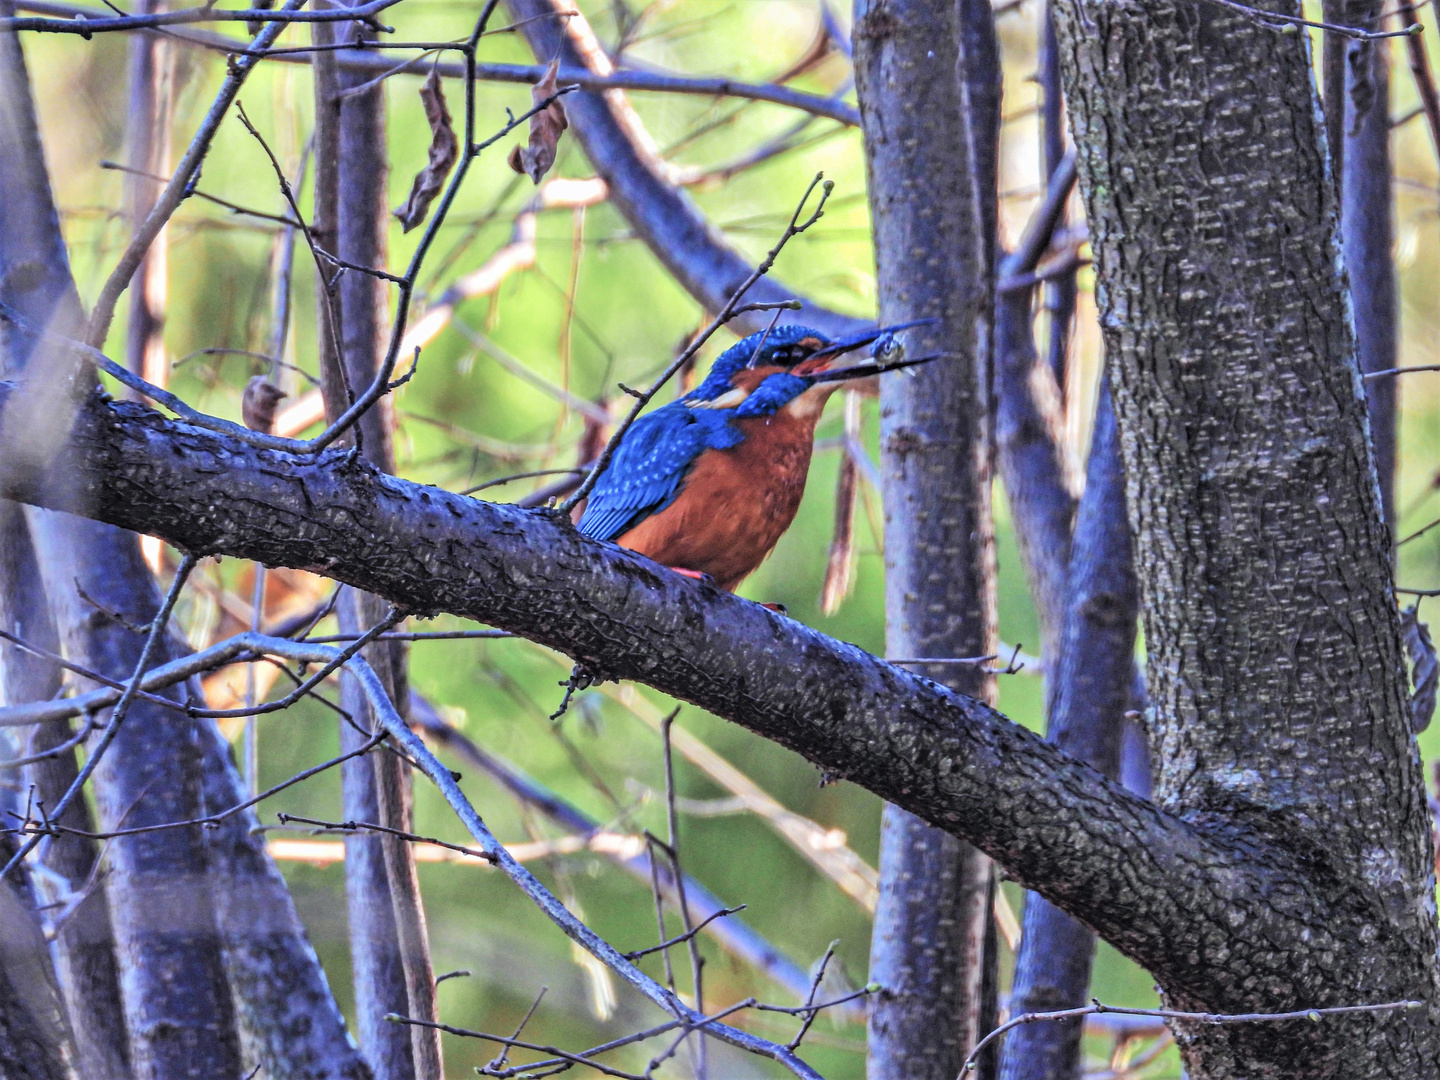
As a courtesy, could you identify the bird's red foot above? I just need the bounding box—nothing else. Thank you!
[761,602,788,614]
[669,567,715,585]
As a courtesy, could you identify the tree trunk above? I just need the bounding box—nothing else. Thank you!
[998,380,1136,1080]
[196,715,374,1080]
[27,512,244,1080]
[0,506,133,1080]
[314,12,443,1075]
[854,0,1001,1074]
[121,0,172,394]
[1051,0,1440,1072]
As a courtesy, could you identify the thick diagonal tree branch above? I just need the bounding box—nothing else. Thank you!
[0,382,1403,1021]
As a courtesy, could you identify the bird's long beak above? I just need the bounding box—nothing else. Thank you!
[801,351,947,385]
[804,317,938,362]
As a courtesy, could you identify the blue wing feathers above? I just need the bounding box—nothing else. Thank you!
[577,372,805,542]
[578,404,724,541]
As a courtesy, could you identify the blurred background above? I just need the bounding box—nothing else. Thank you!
[19,0,1440,1074]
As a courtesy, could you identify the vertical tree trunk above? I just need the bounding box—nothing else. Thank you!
[196,715,374,1080]
[1,508,133,1080]
[854,0,1000,1075]
[122,0,172,392]
[0,508,78,1080]
[1051,0,1440,1071]
[27,513,243,1080]
[998,380,1137,1080]
[0,835,69,1080]
[313,12,442,1076]
[1038,4,1076,397]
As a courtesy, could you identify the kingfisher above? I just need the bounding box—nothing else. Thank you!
[576,321,935,593]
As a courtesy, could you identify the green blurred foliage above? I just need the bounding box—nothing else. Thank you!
[22,1,1440,1076]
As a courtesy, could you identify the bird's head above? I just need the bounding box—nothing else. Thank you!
[687,319,935,404]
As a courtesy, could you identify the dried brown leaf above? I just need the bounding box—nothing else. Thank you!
[393,67,459,233]
[509,59,568,184]
[819,452,857,616]
[241,376,287,434]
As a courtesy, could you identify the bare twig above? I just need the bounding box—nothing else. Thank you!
[6,2,862,126]
[486,985,548,1074]
[559,173,834,514]
[3,0,406,34]
[0,87,580,459]
[191,607,404,718]
[83,0,308,349]
[660,708,706,1079]
[276,812,498,863]
[0,552,197,880]
[623,905,745,961]
[961,998,1424,1073]
[10,733,385,840]
[1364,364,1440,378]
[262,635,826,1078]
[100,160,303,227]
[461,468,584,496]
[1399,0,1440,164]
[1199,0,1420,37]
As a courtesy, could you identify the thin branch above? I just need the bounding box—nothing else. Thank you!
[257,635,829,1078]
[2,0,406,33]
[276,812,499,863]
[560,173,834,514]
[785,943,835,1052]
[83,0,307,349]
[961,998,1423,1073]
[191,608,404,718]
[461,468,584,496]
[12,733,385,839]
[0,88,580,458]
[0,626,195,720]
[0,552,197,881]
[485,985,548,1075]
[1399,0,1440,164]
[100,159,303,227]
[1364,364,1440,378]
[623,906,744,961]
[1198,0,1420,37]
[5,2,861,125]
[660,708,706,1078]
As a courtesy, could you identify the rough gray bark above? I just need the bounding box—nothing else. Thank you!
[26,512,243,1080]
[853,0,1000,1074]
[317,13,442,1075]
[0,833,69,1080]
[0,509,75,1080]
[196,716,373,1080]
[998,380,1136,1080]
[1051,0,1439,1073]
[0,505,132,1080]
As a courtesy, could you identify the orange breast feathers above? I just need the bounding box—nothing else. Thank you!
[615,373,841,591]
